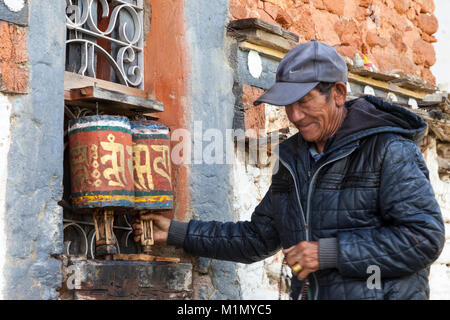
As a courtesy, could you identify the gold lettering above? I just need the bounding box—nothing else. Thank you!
[70,143,92,189]
[126,145,134,186]
[133,144,154,191]
[100,134,128,187]
[151,145,172,188]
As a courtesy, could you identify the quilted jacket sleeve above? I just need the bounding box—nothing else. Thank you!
[337,138,445,278]
[182,186,282,264]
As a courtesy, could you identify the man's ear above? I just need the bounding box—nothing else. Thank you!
[333,82,347,107]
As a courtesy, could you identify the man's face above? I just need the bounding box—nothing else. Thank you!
[285,88,337,143]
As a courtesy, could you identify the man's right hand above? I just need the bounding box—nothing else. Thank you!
[132,212,171,244]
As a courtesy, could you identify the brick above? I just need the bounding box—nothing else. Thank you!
[422,33,437,43]
[406,7,417,20]
[310,0,326,11]
[355,6,370,21]
[416,0,435,14]
[230,3,248,20]
[312,10,340,45]
[242,85,266,138]
[335,45,358,59]
[393,0,410,14]
[291,5,316,41]
[390,32,407,53]
[417,13,438,35]
[366,31,388,48]
[421,67,436,85]
[0,21,28,93]
[257,0,264,9]
[413,38,436,67]
[263,1,279,19]
[335,18,361,48]
[359,0,373,8]
[275,9,294,29]
[323,0,345,16]
[255,8,278,25]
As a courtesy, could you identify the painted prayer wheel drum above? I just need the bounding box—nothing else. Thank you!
[68,115,135,212]
[131,120,173,210]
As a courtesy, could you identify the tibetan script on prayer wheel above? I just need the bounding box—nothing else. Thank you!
[68,115,135,211]
[131,121,173,210]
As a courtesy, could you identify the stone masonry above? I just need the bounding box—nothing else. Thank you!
[230,0,438,84]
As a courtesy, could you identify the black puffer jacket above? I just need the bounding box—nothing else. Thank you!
[174,96,445,300]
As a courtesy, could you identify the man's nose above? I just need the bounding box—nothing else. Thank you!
[287,107,306,122]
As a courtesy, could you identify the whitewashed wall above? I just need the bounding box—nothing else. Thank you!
[424,138,450,300]
[427,0,450,300]
[232,145,290,300]
[0,93,12,299]
[431,0,450,91]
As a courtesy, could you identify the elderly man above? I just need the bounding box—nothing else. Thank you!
[133,40,445,300]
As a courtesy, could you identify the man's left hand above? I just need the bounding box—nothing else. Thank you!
[283,241,319,281]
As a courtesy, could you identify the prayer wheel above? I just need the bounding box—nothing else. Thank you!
[68,115,135,258]
[131,120,173,253]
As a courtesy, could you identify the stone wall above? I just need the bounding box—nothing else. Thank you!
[184,0,242,300]
[0,0,66,299]
[230,0,438,84]
[422,137,450,299]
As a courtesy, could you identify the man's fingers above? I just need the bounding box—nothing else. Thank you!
[132,223,142,230]
[297,268,311,281]
[139,211,167,220]
[282,246,295,254]
[139,213,153,220]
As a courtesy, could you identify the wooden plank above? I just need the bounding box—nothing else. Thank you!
[389,78,437,93]
[64,71,148,99]
[66,86,164,113]
[113,254,155,261]
[228,18,299,43]
[233,29,297,53]
[349,66,400,82]
[155,256,181,263]
[348,73,429,100]
[113,254,180,263]
[239,41,285,61]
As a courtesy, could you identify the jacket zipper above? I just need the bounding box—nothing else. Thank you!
[278,147,357,300]
[278,158,309,300]
[306,147,358,300]
[278,158,308,234]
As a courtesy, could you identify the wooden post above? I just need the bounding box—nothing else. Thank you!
[93,209,117,259]
[139,210,154,253]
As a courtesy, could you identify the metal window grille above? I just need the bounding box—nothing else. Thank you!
[65,0,144,89]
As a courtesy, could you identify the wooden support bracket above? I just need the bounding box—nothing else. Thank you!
[113,254,181,263]
[65,85,164,113]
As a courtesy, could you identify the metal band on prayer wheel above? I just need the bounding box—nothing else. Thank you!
[131,120,173,210]
[68,115,135,211]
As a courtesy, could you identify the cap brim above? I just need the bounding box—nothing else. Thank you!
[253,82,319,106]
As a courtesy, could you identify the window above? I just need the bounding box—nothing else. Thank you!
[65,0,144,89]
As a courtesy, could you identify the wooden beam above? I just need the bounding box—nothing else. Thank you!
[239,41,285,60]
[64,71,149,99]
[228,18,299,43]
[233,28,296,53]
[66,86,164,113]
[113,254,180,263]
[348,73,429,100]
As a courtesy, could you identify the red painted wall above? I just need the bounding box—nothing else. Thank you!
[144,0,191,222]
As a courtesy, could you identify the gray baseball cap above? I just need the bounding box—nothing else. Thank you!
[253,40,348,106]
